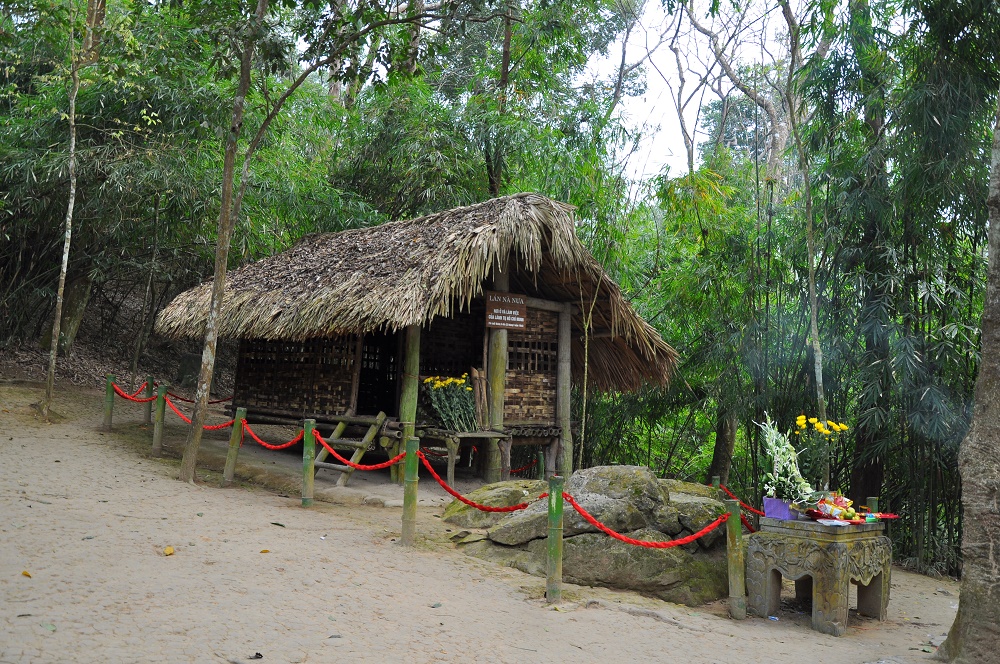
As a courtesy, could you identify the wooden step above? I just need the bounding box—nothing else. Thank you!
[314,461,350,473]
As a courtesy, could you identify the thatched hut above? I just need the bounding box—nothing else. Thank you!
[155,193,677,483]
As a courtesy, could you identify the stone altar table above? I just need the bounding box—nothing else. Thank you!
[746,517,891,636]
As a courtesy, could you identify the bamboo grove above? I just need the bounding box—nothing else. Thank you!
[4,0,1000,574]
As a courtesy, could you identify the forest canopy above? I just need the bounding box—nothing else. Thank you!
[3,0,999,579]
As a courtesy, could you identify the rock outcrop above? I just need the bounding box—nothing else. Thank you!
[444,466,731,606]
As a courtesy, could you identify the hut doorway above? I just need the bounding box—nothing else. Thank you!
[356,330,400,418]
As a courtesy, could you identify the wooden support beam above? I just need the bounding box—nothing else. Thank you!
[398,324,421,485]
[557,305,573,477]
[348,335,363,415]
[485,267,509,483]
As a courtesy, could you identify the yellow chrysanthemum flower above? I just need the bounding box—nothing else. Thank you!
[808,417,818,424]
[838,423,849,431]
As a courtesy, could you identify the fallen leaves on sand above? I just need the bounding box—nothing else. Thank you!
[21,570,31,578]
[164,546,175,556]
[260,549,270,553]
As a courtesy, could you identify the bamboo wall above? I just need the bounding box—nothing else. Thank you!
[234,336,356,417]
[504,308,558,424]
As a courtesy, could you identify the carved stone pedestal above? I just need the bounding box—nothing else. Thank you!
[746,517,891,636]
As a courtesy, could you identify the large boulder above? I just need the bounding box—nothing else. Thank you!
[566,466,669,513]
[487,492,648,545]
[661,479,721,500]
[670,493,727,549]
[449,466,732,605]
[559,530,728,606]
[442,480,546,529]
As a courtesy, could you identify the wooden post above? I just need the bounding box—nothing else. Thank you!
[142,375,154,425]
[103,374,115,431]
[399,324,421,485]
[222,407,246,487]
[557,305,573,478]
[401,437,419,546]
[152,384,167,456]
[545,475,565,603]
[302,419,315,507]
[725,499,747,619]
[712,475,721,500]
[486,269,509,483]
[349,335,363,415]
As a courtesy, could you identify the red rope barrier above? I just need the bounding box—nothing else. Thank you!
[163,397,234,430]
[417,451,536,512]
[719,484,765,517]
[511,459,537,474]
[242,421,303,451]
[166,391,234,405]
[422,448,449,457]
[562,492,730,548]
[313,431,405,470]
[740,512,757,533]
[165,397,192,424]
[112,382,157,403]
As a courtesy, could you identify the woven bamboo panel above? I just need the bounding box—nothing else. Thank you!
[505,308,557,424]
[234,336,356,417]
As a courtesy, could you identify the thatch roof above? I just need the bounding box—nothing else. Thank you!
[155,193,677,391]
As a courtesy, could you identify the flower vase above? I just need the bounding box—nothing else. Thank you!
[763,497,794,520]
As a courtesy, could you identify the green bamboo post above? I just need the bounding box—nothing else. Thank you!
[712,475,722,500]
[152,384,167,456]
[725,499,747,619]
[103,374,115,431]
[545,475,565,603]
[142,376,154,425]
[222,407,246,488]
[401,437,419,546]
[302,419,315,507]
[398,325,421,486]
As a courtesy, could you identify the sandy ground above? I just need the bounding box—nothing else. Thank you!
[0,382,959,664]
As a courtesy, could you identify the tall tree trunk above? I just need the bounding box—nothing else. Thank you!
[41,55,79,420]
[178,0,269,484]
[485,9,512,197]
[706,407,737,485]
[780,1,829,484]
[40,0,104,419]
[847,0,891,507]
[936,90,1000,664]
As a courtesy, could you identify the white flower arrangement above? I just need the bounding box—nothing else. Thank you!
[758,415,814,502]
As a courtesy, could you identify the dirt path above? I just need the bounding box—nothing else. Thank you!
[0,383,956,663]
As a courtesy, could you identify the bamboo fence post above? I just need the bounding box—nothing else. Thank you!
[222,407,246,487]
[725,499,747,619]
[545,475,565,603]
[142,375,154,425]
[712,475,721,500]
[399,325,421,486]
[302,419,315,507]
[152,384,167,456]
[103,374,115,431]
[401,437,419,546]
